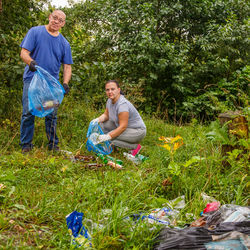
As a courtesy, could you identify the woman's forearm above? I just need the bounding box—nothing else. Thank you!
[109,125,127,138]
[109,111,129,138]
[98,113,108,123]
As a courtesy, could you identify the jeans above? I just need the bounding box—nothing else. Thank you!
[100,120,146,149]
[20,78,59,149]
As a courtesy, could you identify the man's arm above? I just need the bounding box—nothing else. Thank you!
[63,64,72,84]
[20,48,33,65]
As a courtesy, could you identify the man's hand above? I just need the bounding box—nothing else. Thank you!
[96,134,111,144]
[63,83,70,95]
[29,60,37,72]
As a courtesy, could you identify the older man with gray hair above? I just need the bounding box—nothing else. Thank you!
[20,10,73,153]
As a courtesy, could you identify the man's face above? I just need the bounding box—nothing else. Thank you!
[48,11,65,31]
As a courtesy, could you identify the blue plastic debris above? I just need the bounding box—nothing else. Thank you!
[86,121,112,155]
[66,211,92,248]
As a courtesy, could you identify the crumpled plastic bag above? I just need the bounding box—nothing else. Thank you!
[28,66,65,118]
[86,120,112,155]
[66,211,92,248]
[191,204,250,228]
[154,221,250,250]
[125,196,186,227]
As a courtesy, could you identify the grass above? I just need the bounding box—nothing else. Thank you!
[0,96,249,249]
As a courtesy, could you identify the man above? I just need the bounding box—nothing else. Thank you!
[20,10,73,153]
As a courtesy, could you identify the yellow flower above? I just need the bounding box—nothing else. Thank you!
[170,135,183,143]
[173,141,184,151]
[159,135,184,153]
[159,136,171,143]
[160,144,171,151]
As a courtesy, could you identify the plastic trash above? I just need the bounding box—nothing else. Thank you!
[145,207,180,225]
[28,66,65,118]
[66,211,92,248]
[123,152,141,164]
[86,121,112,155]
[219,204,250,223]
[84,163,104,169]
[203,202,220,214]
[223,211,247,223]
[205,231,250,249]
[165,195,186,210]
[89,133,100,145]
[154,221,250,250]
[123,153,148,164]
[201,193,218,203]
[192,204,250,228]
[97,153,123,165]
[125,196,186,226]
[107,161,123,170]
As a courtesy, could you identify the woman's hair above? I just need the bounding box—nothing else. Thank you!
[105,80,124,95]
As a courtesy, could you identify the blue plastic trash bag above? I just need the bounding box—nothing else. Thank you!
[86,121,113,155]
[66,211,92,248]
[28,66,65,118]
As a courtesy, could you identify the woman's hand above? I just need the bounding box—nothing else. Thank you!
[91,118,99,124]
[96,134,111,144]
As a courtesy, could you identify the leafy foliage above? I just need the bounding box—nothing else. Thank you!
[0,99,249,248]
[63,0,249,120]
[0,0,48,118]
[0,0,249,120]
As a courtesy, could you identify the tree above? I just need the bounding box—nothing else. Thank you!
[66,0,249,119]
[0,0,47,118]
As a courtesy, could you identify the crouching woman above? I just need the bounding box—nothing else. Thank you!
[92,80,146,156]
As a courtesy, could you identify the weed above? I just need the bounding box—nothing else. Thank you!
[0,100,248,248]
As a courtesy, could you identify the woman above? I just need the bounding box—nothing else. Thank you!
[92,80,146,156]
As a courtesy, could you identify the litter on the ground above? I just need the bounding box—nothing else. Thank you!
[154,200,250,249]
[123,152,149,164]
[66,211,92,248]
[83,163,104,169]
[61,150,95,163]
[74,155,95,162]
[154,221,250,249]
[97,153,123,165]
[107,161,123,169]
[125,196,186,227]
[202,201,221,214]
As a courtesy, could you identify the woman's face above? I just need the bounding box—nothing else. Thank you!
[105,82,120,102]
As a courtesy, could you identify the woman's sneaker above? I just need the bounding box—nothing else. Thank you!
[131,144,142,156]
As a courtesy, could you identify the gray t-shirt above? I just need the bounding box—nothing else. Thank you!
[106,95,146,129]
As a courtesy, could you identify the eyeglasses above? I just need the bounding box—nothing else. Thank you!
[51,15,65,24]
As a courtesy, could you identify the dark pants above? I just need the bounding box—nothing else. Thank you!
[20,79,58,149]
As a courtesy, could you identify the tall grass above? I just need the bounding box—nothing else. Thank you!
[0,96,249,248]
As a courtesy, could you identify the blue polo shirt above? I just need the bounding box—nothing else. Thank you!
[20,25,73,80]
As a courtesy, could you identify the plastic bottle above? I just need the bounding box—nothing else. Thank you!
[97,153,123,165]
[123,152,141,164]
[106,155,123,165]
[97,153,108,164]
[136,154,149,162]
